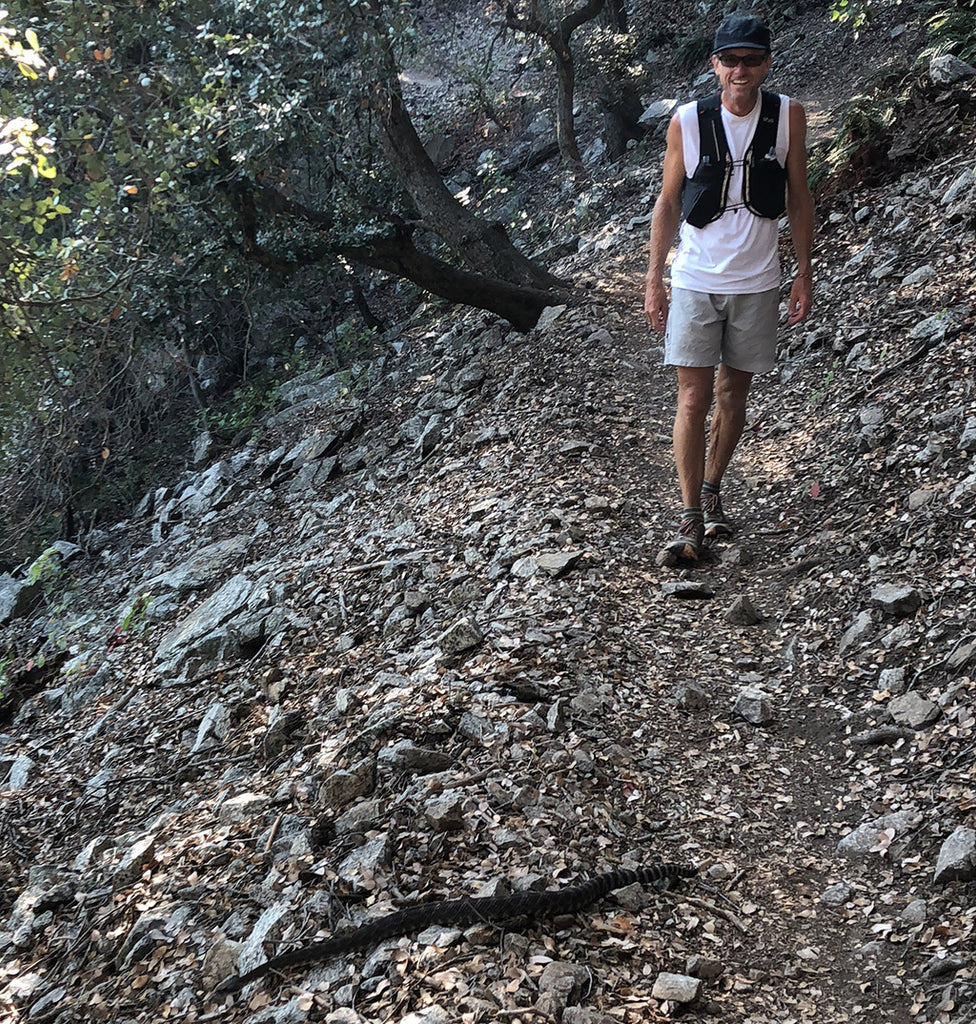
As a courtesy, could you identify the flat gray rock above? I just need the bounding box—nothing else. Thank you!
[870,584,922,616]
[424,791,465,831]
[537,551,583,577]
[724,594,762,625]
[652,971,702,1003]
[734,687,774,725]
[837,809,922,860]
[378,740,453,774]
[154,573,255,676]
[960,415,976,452]
[143,536,253,593]
[888,690,941,729]
[686,954,724,980]
[934,826,976,883]
[901,899,928,925]
[839,610,873,653]
[319,758,376,810]
[436,616,484,654]
[538,960,590,1004]
[930,53,976,84]
[820,882,853,907]
[337,834,391,890]
[6,753,35,791]
[218,792,271,825]
[236,902,294,978]
[0,574,42,625]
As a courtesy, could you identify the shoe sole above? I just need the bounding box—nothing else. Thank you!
[664,539,701,561]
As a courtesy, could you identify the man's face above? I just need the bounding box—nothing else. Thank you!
[711,49,771,97]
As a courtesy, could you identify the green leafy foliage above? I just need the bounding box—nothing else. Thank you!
[830,0,874,35]
[923,0,976,64]
[807,89,902,189]
[810,0,976,192]
[0,1,427,559]
[198,376,282,442]
[26,546,61,586]
[826,0,976,61]
[120,593,152,633]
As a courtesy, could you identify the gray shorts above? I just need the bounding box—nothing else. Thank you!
[664,287,780,374]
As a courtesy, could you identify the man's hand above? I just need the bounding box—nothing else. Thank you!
[645,277,670,332]
[787,275,812,326]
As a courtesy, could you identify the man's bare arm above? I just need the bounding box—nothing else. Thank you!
[644,114,686,331]
[785,99,814,326]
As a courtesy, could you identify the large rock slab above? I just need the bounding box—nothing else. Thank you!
[930,54,976,84]
[142,536,253,593]
[174,460,237,516]
[870,584,922,617]
[236,901,295,980]
[0,574,43,625]
[154,574,256,677]
[839,610,873,653]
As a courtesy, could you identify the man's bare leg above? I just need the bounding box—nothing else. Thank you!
[704,364,753,487]
[673,365,717,507]
[702,364,753,537]
[666,365,716,559]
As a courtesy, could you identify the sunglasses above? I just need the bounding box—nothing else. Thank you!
[716,52,768,67]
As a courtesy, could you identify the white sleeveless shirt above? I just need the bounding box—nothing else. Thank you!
[670,93,791,294]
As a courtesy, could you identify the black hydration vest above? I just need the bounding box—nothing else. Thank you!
[681,90,787,228]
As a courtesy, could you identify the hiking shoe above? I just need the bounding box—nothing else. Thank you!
[664,517,705,561]
[702,491,733,540]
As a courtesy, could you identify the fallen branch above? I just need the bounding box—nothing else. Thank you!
[848,725,915,747]
[870,333,946,385]
[663,890,749,934]
[83,681,140,741]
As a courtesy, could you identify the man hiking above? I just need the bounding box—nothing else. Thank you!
[644,12,814,562]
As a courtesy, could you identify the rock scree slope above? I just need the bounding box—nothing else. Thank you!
[2,10,976,1024]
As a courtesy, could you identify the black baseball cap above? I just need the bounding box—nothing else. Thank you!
[712,14,772,53]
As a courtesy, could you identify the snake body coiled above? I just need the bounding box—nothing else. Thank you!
[215,861,696,995]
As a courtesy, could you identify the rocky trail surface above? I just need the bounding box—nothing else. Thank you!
[2,11,976,1024]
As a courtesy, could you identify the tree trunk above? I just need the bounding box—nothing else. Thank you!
[601,104,628,162]
[597,0,645,161]
[341,228,571,333]
[598,88,645,160]
[553,48,583,171]
[223,177,573,333]
[371,77,563,291]
[350,275,385,332]
[502,0,605,173]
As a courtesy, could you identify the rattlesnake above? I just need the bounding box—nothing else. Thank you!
[215,861,696,994]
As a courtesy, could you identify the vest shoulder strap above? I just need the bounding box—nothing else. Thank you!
[695,92,727,168]
[751,90,781,162]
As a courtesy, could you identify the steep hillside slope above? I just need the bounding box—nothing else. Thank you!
[2,9,976,1024]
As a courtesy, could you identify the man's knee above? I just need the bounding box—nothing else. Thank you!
[676,383,713,423]
[714,367,752,411]
[676,368,715,420]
